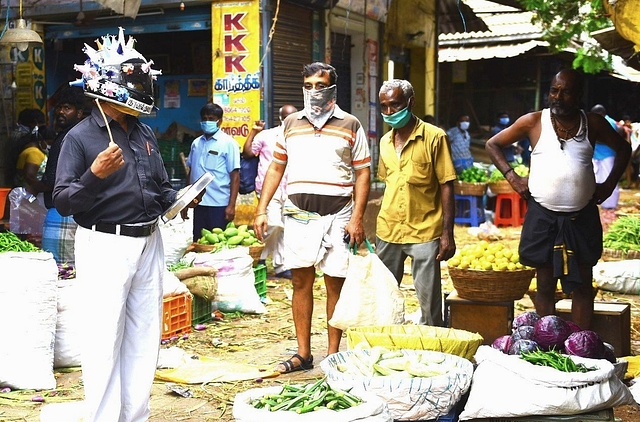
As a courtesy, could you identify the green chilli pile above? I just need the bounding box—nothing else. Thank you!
[520,349,594,373]
[0,231,39,253]
[603,216,640,253]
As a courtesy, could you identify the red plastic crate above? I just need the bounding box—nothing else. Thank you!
[162,293,192,340]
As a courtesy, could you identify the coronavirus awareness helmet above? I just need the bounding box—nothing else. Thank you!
[70,27,161,114]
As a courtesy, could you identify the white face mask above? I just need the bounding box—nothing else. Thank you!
[459,121,470,131]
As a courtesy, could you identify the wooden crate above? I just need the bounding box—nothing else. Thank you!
[556,300,630,357]
[445,290,514,345]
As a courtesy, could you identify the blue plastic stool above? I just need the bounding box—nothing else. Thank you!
[454,194,485,227]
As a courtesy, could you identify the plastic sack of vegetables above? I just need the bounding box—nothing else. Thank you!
[233,385,392,422]
[328,240,405,331]
[0,251,57,389]
[322,349,473,421]
[459,346,635,420]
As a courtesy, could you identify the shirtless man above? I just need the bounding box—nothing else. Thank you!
[485,69,630,329]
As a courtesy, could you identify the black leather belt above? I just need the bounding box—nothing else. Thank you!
[87,221,158,238]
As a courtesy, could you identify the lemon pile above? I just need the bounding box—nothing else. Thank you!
[447,240,529,271]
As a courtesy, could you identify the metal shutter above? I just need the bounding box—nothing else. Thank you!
[271,1,313,126]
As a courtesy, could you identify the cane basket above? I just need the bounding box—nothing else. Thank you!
[488,180,515,194]
[454,181,487,196]
[191,242,216,253]
[448,266,535,302]
[248,243,265,266]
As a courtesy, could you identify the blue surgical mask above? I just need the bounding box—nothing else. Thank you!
[382,107,412,129]
[459,121,470,131]
[499,117,510,126]
[201,120,219,135]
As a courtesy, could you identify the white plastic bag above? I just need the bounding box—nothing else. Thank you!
[160,210,193,266]
[459,346,636,420]
[9,187,47,235]
[0,252,58,390]
[329,242,404,330]
[233,386,393,422]
[593,259,640,294]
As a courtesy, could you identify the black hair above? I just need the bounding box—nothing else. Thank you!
[200,103,223,119]
[56,86,86,110]
[302,62,338,85]
[17,108,45,127]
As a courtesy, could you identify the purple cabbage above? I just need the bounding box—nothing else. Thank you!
[565,320,582,333]
[509,339,540,355]
[511,325,536,342]
[513,311,541,330]
[603,343,617,364]
[564,330,605,359]
[491,335,512,354]
[533,315,572,350]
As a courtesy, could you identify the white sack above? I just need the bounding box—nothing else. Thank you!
[321,350,473,421]
[233,386,393,422]
[593,259,640,294]
[190,248,265,314]
[54,278,82,368]
[0,252,58,390]
[459,346,636,420]
[163,269,190,298]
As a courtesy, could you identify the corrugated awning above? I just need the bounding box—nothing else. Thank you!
[592,27,640,72]
[438,39,547,62]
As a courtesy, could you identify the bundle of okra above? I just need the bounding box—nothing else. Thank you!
[251,377,363,414]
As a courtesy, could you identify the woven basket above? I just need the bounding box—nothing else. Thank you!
[488,180,514,194]
[448,266,535,302]
[248,243,265,266]
[191,242,216,253]
[454,181,487,196]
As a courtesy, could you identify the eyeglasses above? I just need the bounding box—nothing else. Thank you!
[303,82,330,91]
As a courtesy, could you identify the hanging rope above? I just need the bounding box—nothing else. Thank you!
[259,0,280,67]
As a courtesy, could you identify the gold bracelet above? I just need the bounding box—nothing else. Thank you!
[255,212,267,217]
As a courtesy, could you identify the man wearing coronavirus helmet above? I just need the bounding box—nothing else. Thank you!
[53,28,198,422]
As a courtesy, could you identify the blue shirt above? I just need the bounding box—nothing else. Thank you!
[186,130,240,207]
[593,115,618,160]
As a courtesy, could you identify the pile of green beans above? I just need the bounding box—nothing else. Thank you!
[251,377,363,413]
[521,349,594,373]
[0,231,39,253]
[603,216,640,253]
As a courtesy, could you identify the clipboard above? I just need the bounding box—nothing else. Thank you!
[161,172,213,223]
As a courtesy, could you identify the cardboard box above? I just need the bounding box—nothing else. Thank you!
[555,300,630,357]
[445,290,514,345]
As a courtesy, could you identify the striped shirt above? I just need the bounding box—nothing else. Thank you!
[273,106,370,214]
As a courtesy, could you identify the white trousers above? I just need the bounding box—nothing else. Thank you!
[75,226,164,422]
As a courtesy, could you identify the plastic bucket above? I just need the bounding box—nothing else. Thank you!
[0,187,10,220]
